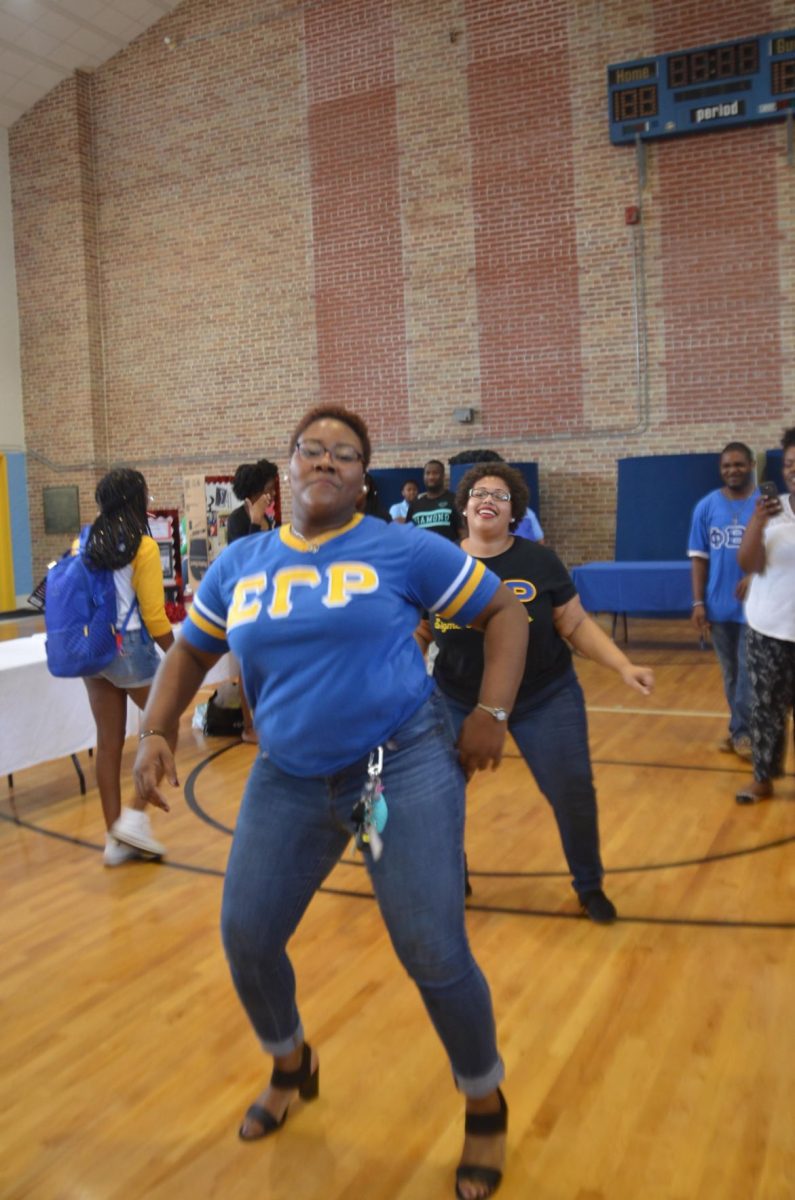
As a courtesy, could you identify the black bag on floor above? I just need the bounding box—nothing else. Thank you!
[203,690,245,736]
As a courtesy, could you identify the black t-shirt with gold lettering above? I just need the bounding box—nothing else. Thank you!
[431,537,576,707]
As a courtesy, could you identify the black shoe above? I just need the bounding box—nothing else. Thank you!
[579,889,617,924]
[455,1088,508,1199]
[239,1042,319,1141]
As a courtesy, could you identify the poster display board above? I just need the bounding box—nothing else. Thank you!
[183,474,208,596]
[205,476,235,562]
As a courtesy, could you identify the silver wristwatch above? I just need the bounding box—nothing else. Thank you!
[476,703,509,722]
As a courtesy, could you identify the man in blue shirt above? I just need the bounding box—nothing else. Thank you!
[688,442,759,758]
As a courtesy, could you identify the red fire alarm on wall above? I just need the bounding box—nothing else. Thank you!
[625,205,641,225]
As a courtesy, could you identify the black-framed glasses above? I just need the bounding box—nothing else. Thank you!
[469,486,511,502]
[295,439,364,464]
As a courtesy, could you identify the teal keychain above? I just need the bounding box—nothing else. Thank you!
[353,746,389,860]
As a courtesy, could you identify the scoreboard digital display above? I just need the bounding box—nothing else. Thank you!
[608,30,795,144]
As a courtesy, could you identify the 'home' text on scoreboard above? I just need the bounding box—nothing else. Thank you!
[608,30,795,145]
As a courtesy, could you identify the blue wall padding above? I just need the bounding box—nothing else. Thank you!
[762,449,784,492]
[450,461,540,517]
[7,452,32,596]
[616,453,720,562]
[368,468,425,511]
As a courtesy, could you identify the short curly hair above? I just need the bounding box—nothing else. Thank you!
[232,459,279,502]
[781,426,795,453]
[288,406,371,468]
[455,463,530,527]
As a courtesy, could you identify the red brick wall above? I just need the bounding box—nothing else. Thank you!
[307,0,409,440]
[467,1,584,436]
[9,0,794,579]
[10,71,106,566]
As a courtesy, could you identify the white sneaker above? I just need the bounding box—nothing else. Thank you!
[103,834,140,867]
[111,808,166,858]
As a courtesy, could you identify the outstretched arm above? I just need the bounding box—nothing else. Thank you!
[132,639,222,810]
[554,596,654,695]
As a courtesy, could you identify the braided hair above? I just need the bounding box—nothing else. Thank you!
[85,468,150,569]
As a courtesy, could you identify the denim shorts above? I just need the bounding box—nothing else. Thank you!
[96,629,161,689]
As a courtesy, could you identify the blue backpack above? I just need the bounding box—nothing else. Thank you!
[44,526,137,678]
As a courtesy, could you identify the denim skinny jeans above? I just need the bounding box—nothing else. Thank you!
[220,690,503,1098]
[442,669,604,896]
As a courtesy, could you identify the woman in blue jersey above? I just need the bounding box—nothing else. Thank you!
[133,406,527,1200]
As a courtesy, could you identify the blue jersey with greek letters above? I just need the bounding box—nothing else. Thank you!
[687,488,759,622]
[183,514,500,775]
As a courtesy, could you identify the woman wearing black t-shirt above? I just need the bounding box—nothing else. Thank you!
[420,463,654,923]
[227,459,280,544]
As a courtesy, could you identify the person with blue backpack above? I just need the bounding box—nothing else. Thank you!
[47,468,174,865]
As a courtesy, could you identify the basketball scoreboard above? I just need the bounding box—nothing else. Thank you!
[608,30,795,145]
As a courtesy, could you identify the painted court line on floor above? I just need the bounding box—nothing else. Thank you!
[588,705,726,718]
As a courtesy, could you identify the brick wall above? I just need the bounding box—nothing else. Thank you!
[9,0,794,579]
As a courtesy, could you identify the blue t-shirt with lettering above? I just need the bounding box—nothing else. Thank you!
[687,488,759,622]
[183,514,500,775]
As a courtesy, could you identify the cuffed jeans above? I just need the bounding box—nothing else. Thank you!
[709,620,751,742]
[443,669,604,896]
[220,690,503,1098]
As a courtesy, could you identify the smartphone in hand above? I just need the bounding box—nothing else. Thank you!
[759,480,782,513]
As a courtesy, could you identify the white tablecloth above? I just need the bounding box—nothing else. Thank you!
[0,632,233,778]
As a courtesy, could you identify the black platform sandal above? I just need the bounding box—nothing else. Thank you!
[239,1042,319,1141]
[455,1088,508,1199]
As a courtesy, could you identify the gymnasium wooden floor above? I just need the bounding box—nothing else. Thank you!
[2,618,794,1199]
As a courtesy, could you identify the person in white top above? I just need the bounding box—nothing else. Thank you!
[735,427,795,804]
[388,479,418,523]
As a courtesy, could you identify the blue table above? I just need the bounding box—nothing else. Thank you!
[570,561,692,638]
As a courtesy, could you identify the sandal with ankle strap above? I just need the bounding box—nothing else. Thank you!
[239,1042,319,1141]
[455,1088,508,1199]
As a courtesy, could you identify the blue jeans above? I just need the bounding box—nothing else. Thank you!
[220,690,503,1098]
[443,670,603,896]
[709,621,751,742]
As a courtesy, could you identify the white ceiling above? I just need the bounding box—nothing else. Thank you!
[0,0,183,129]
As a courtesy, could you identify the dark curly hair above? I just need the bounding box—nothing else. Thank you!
[781,426,795,452]
[288,405,371,468]
[232,459,279,502]
[455,463,529,527]
[85,468,150,569]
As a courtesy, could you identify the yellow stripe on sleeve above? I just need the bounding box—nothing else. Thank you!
[187,609,228,641]
[437,559,486,620]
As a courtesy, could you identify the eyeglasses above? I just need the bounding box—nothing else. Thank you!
[295,439,364,464]
[469,487,511,502]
